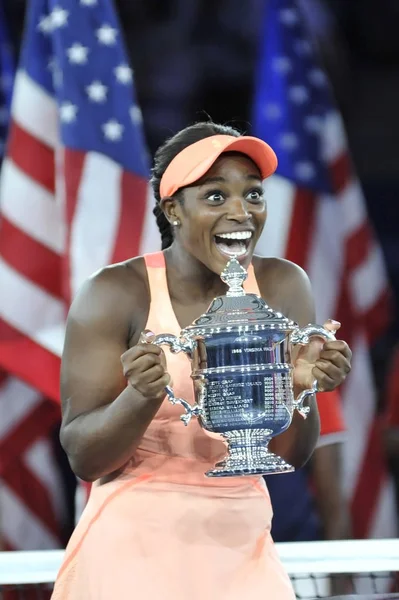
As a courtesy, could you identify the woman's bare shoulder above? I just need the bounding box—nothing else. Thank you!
[253,255,310,286]
[252,255,314,323]
[67,256,150,337]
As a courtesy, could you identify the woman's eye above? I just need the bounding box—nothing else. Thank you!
[246,189,264,203]
[206,191,225,203]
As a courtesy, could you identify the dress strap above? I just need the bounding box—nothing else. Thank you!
[244,263,261,296]
[143,252,180,335]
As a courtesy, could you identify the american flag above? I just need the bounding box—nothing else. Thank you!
[0,0,158,551]
[253,0,396,540]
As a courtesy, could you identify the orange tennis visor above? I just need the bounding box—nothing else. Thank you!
[159,134,278,198]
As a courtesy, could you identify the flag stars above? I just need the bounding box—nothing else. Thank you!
[48,58,63,88]
[96,24,118,46]
[67,43,89,65]
[304,115,322,134]
[103,119,124,141]
[50,6,69,29]
[263,103,281,121]
[308,68,327,87]
[38,14,53,34]
[279,8,298,26]
[289,85,309,104]
[294,39,312,56]
[130,105,143,124]
[115,64,133,84]
[60,101,78,123]
[38,7,69,34]
[279,133,298,151]
[272,56,292,74]
[295,162,315,181]
[86,80,108,102]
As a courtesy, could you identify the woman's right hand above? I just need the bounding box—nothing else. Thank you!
[120,340,171,401]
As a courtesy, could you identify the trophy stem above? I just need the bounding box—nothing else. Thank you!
[205,429,295,477]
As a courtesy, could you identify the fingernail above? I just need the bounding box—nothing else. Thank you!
[140,330,155,342]
[327,319,341,329]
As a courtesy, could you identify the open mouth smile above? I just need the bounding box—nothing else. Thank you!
[213,231,253,258]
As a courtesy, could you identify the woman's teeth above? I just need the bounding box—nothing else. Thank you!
[214,231,252,257]
[217,231,252,241]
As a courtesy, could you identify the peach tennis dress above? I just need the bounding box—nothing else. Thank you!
[51,252,296,600]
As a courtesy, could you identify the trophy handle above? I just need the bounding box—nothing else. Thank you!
[142,331,202,426]
[290,324,337,419]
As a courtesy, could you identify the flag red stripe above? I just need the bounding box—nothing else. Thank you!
[0,318,61,402]
[362,289,392,344]
[0,216,62,299]
[7,120,55,193]
[330,152,351,194]
[0,399,60,473]
[0,369,8,386]
[63,148,86,305]
[335,281,356,351]
[350,418,387,538]
[3,459,60,537]
[64,148,86,225]
[111,171,148,263]
[346,224,372,273]
[285,188,317,267]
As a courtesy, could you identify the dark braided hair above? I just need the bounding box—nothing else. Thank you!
[150,121,242,249]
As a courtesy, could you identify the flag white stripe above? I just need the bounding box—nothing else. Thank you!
[350,244,388,313]
[25,439,67,524]
[0,378,42,438]
[70,153,122,298]
[307,198,343,322]
[321,111,346,164]
[0,258,65,339]
[340,181,368,237]
[0,482,60,550]
[139,185,162,255]
[256,175,295,258]
[0,158,65,254]
[33,324,64,358]
[341,336,376,500]
[11,71,58,149]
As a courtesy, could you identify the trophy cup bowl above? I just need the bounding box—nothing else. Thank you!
[144,257,335,477]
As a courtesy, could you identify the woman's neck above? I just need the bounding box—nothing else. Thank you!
[163,243,227,306]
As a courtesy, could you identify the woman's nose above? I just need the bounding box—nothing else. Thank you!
[226,198,251,223]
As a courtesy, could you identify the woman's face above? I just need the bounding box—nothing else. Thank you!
[169,153,267,274]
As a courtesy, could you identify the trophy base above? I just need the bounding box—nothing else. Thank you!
[205,428,295,477]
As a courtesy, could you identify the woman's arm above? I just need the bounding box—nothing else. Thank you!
[267,260,352,467]
[60,266,169,482]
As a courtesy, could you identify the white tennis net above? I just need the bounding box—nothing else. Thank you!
[0,539,398,599]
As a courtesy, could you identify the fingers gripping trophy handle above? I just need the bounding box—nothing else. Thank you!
[142,331,202,426]
[290,325,337,419]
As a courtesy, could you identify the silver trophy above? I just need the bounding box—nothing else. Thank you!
[146,257,335,477]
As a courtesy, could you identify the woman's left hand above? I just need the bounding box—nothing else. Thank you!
[293,319,352,392]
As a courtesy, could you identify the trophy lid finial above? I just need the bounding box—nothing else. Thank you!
[186,255,298,331]
[220,256,247,297]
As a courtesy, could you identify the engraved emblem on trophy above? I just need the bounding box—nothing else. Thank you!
[143,257,335,477]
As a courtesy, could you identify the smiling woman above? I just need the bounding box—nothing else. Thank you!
[51,121,352,600]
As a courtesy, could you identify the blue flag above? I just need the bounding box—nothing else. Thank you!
[0,3,15,162]
[252,0,335,195]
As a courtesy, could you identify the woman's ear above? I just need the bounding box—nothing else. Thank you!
[160,196,180,225]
